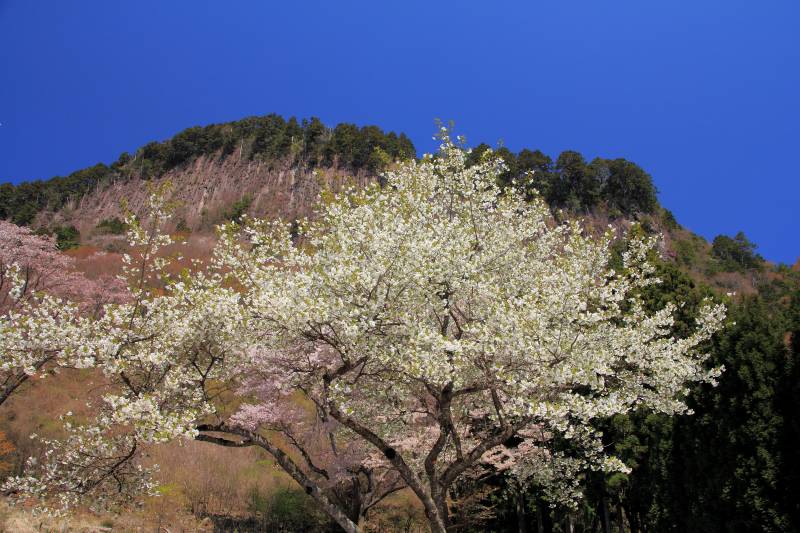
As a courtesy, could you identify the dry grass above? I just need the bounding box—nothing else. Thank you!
[0,498,212,532]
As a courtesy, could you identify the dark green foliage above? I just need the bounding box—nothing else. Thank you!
[674,233,707,270]
[53,225,80,250]
[603,411,675,532]
[465,143,492,167]
[477,265,800,533]
[777,291,800,528]
[711,231,764,272]
[127,114,414,176]
[554,151,597,211]
[247,486,331,532]
[11,202,38,226]
[641,261,717,336]
[668,297,791,532]
[466,144,659,217]
[223,194,253,222]
[0,115,416,228]
[95,217,127,235]
[516,148,554,200]
[604,269,800,532]
[0,163,115,226]
[0,183,14,220]
[597,263,714,531]
[601,158,659,216]
[661,208,680,230]
[110,151,130,170]
[323,123,415,172]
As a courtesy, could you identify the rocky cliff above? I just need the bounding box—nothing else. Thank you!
[40,154,376,234]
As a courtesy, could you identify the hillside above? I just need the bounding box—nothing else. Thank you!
[1,118,799,532]
[45,154,376,236]
[0,113,788,299]
[0,114,415,229]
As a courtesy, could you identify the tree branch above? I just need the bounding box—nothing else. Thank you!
[196,423,359,533]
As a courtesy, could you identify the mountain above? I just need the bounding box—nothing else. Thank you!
[0,113,784,296]
[0,114,415,231]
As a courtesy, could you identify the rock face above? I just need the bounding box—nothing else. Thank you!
[44,154,375,233]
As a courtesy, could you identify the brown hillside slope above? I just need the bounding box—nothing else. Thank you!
[37,153,376,234]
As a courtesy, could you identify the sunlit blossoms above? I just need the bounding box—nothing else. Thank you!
[2,132,725,533]
[213,130,725,531]
[0,221,128,407]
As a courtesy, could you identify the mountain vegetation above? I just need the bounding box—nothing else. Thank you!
[466,143,659,217]
[0,114,416,226]
[0,119,797,532]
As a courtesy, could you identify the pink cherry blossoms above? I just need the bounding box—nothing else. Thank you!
[0,220,128,315]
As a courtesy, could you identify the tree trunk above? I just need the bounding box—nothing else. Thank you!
[425,507,448,533]
[516,490,528,533]
[624,504,639,533]
[602,495,611,533]
[326,402,449,533]
[427,486,450,533]
[537,499,553,533]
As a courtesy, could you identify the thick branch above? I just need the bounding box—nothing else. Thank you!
[196,424,358,533]
[0,355,54,407]
[440,419,528,489]
[325,402,448,533]
[195,434,254,448]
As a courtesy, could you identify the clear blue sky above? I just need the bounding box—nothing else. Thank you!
[1,1,798,263]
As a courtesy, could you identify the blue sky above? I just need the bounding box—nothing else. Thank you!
[1,1,798,263]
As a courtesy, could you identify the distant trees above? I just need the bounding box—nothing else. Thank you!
[1,115,664,234]
[94,217,127,235]
[52,225,80,250]
[129,114,415,177]
[778,290,800,528]
[0,115,416,228]
[711,231,763,271]
[666,295,794,532]
[0,221,117,312]
[0,163,115,227]
[477,259,800,533]
[222,194,253,222]
[467,143,659,217]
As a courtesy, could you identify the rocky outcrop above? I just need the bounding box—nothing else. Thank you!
[43,154,375,233]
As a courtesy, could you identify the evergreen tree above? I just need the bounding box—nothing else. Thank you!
[711,231,764,272]
[669,297,790,532]
[777,289,800,530]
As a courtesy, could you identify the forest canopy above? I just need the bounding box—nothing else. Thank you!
[0,115,664,230]
[0,115,416,226]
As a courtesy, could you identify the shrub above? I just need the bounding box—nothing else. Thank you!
[223,194,253,222]
[249,486,329,531]
[54,225,80,250]
[175,219,190,234]
[95,217,128,235]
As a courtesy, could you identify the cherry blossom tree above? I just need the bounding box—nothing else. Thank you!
[3,192,400,531]
[4,133,725,533]
[211,131,725,531]
[0,221,127,406]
